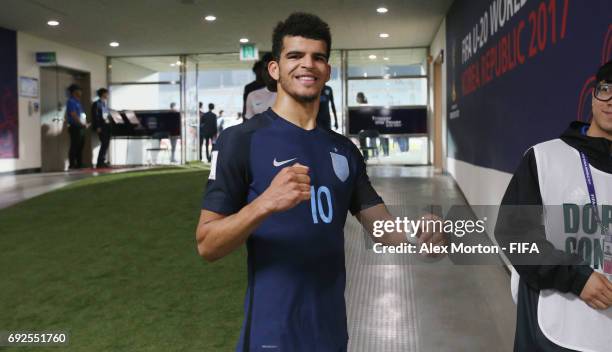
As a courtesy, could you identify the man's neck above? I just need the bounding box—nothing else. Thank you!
[587,122,612,141]
[272,89,319,130]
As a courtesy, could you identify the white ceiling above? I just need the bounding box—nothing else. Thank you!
[0,0,452,57]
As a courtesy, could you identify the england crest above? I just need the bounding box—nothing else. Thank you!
[330,152,349,182]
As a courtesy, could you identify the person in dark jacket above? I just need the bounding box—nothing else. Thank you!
[91,88,111,168]
[66,84,86,169]
[316,85,338,130]
[495,60,612,352]
[199,103,217,162]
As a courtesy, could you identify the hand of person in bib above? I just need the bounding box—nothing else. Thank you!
[580,272,612,310]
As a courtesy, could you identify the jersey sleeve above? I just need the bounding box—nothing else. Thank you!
[348,142,383,215]
[201,128,251,215]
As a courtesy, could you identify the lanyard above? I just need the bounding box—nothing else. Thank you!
[578,151,611,239]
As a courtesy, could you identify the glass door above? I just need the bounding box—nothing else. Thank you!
[182,55,199,162]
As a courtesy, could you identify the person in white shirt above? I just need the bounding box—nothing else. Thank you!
[244,87,277,119]
[244,52,277,120]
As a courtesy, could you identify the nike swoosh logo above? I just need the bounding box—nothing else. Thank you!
[273,157,297,167]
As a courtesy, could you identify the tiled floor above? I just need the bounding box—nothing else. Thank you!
[345,166,516,351]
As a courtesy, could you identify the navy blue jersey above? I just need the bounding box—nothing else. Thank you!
[202,108,383,352]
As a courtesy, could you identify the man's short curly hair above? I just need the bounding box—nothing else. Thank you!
[272,12,331,62]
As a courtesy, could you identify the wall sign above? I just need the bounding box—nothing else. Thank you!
[19,77,39,98]
[348,106,427,135]
[446,0,612,173]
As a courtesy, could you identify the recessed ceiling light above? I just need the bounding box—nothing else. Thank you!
[175,61,182,65]
[47,20,60,26]
[170,63,176,67]
[379,33,389,38]
[239,38,249,43]
[377,7,388,14]
[109,41,119,47]
[383,57,389,61]
[204,15,216,22]
[368,54,377,60]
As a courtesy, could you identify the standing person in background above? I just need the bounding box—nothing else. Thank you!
[242,60,266,118]
[244,53,277,119]
[66,84,87,169]
[91,88,111,168]
[198,102,205,116]
[356,92,368,105]
[169,102,179,163]
[316,85,338,130]
[217,110,225,135]
[199,103,217,162]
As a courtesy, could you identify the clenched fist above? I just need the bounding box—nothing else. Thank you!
[416,213,449,258]
[257,163,311,214]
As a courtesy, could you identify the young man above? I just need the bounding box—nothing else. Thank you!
[91,88,111,168]
[196,13,445,352]
[496,61,612,351]
[66,84,86,169]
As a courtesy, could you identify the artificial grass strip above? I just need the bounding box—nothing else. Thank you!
[0,168,246,351]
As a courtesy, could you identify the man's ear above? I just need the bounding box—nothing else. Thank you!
[325,63,331,83]
[269,61,280,81]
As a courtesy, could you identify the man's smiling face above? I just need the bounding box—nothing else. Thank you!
[269,35,330,102]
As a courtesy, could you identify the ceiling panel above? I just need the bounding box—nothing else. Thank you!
[0,0,452,56]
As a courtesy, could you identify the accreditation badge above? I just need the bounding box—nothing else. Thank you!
[603,233,612,279]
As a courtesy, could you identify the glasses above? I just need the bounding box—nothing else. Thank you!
[594,82,612,102]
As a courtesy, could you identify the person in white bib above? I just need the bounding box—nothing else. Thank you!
[496,60,612,352]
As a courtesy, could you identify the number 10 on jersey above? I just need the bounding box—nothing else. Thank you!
[310,186,333,224]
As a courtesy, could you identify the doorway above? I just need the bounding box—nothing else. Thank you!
[40,66,91,172]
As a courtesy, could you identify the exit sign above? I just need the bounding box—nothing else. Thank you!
[36,52,57,65]
[240,44,259,61]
